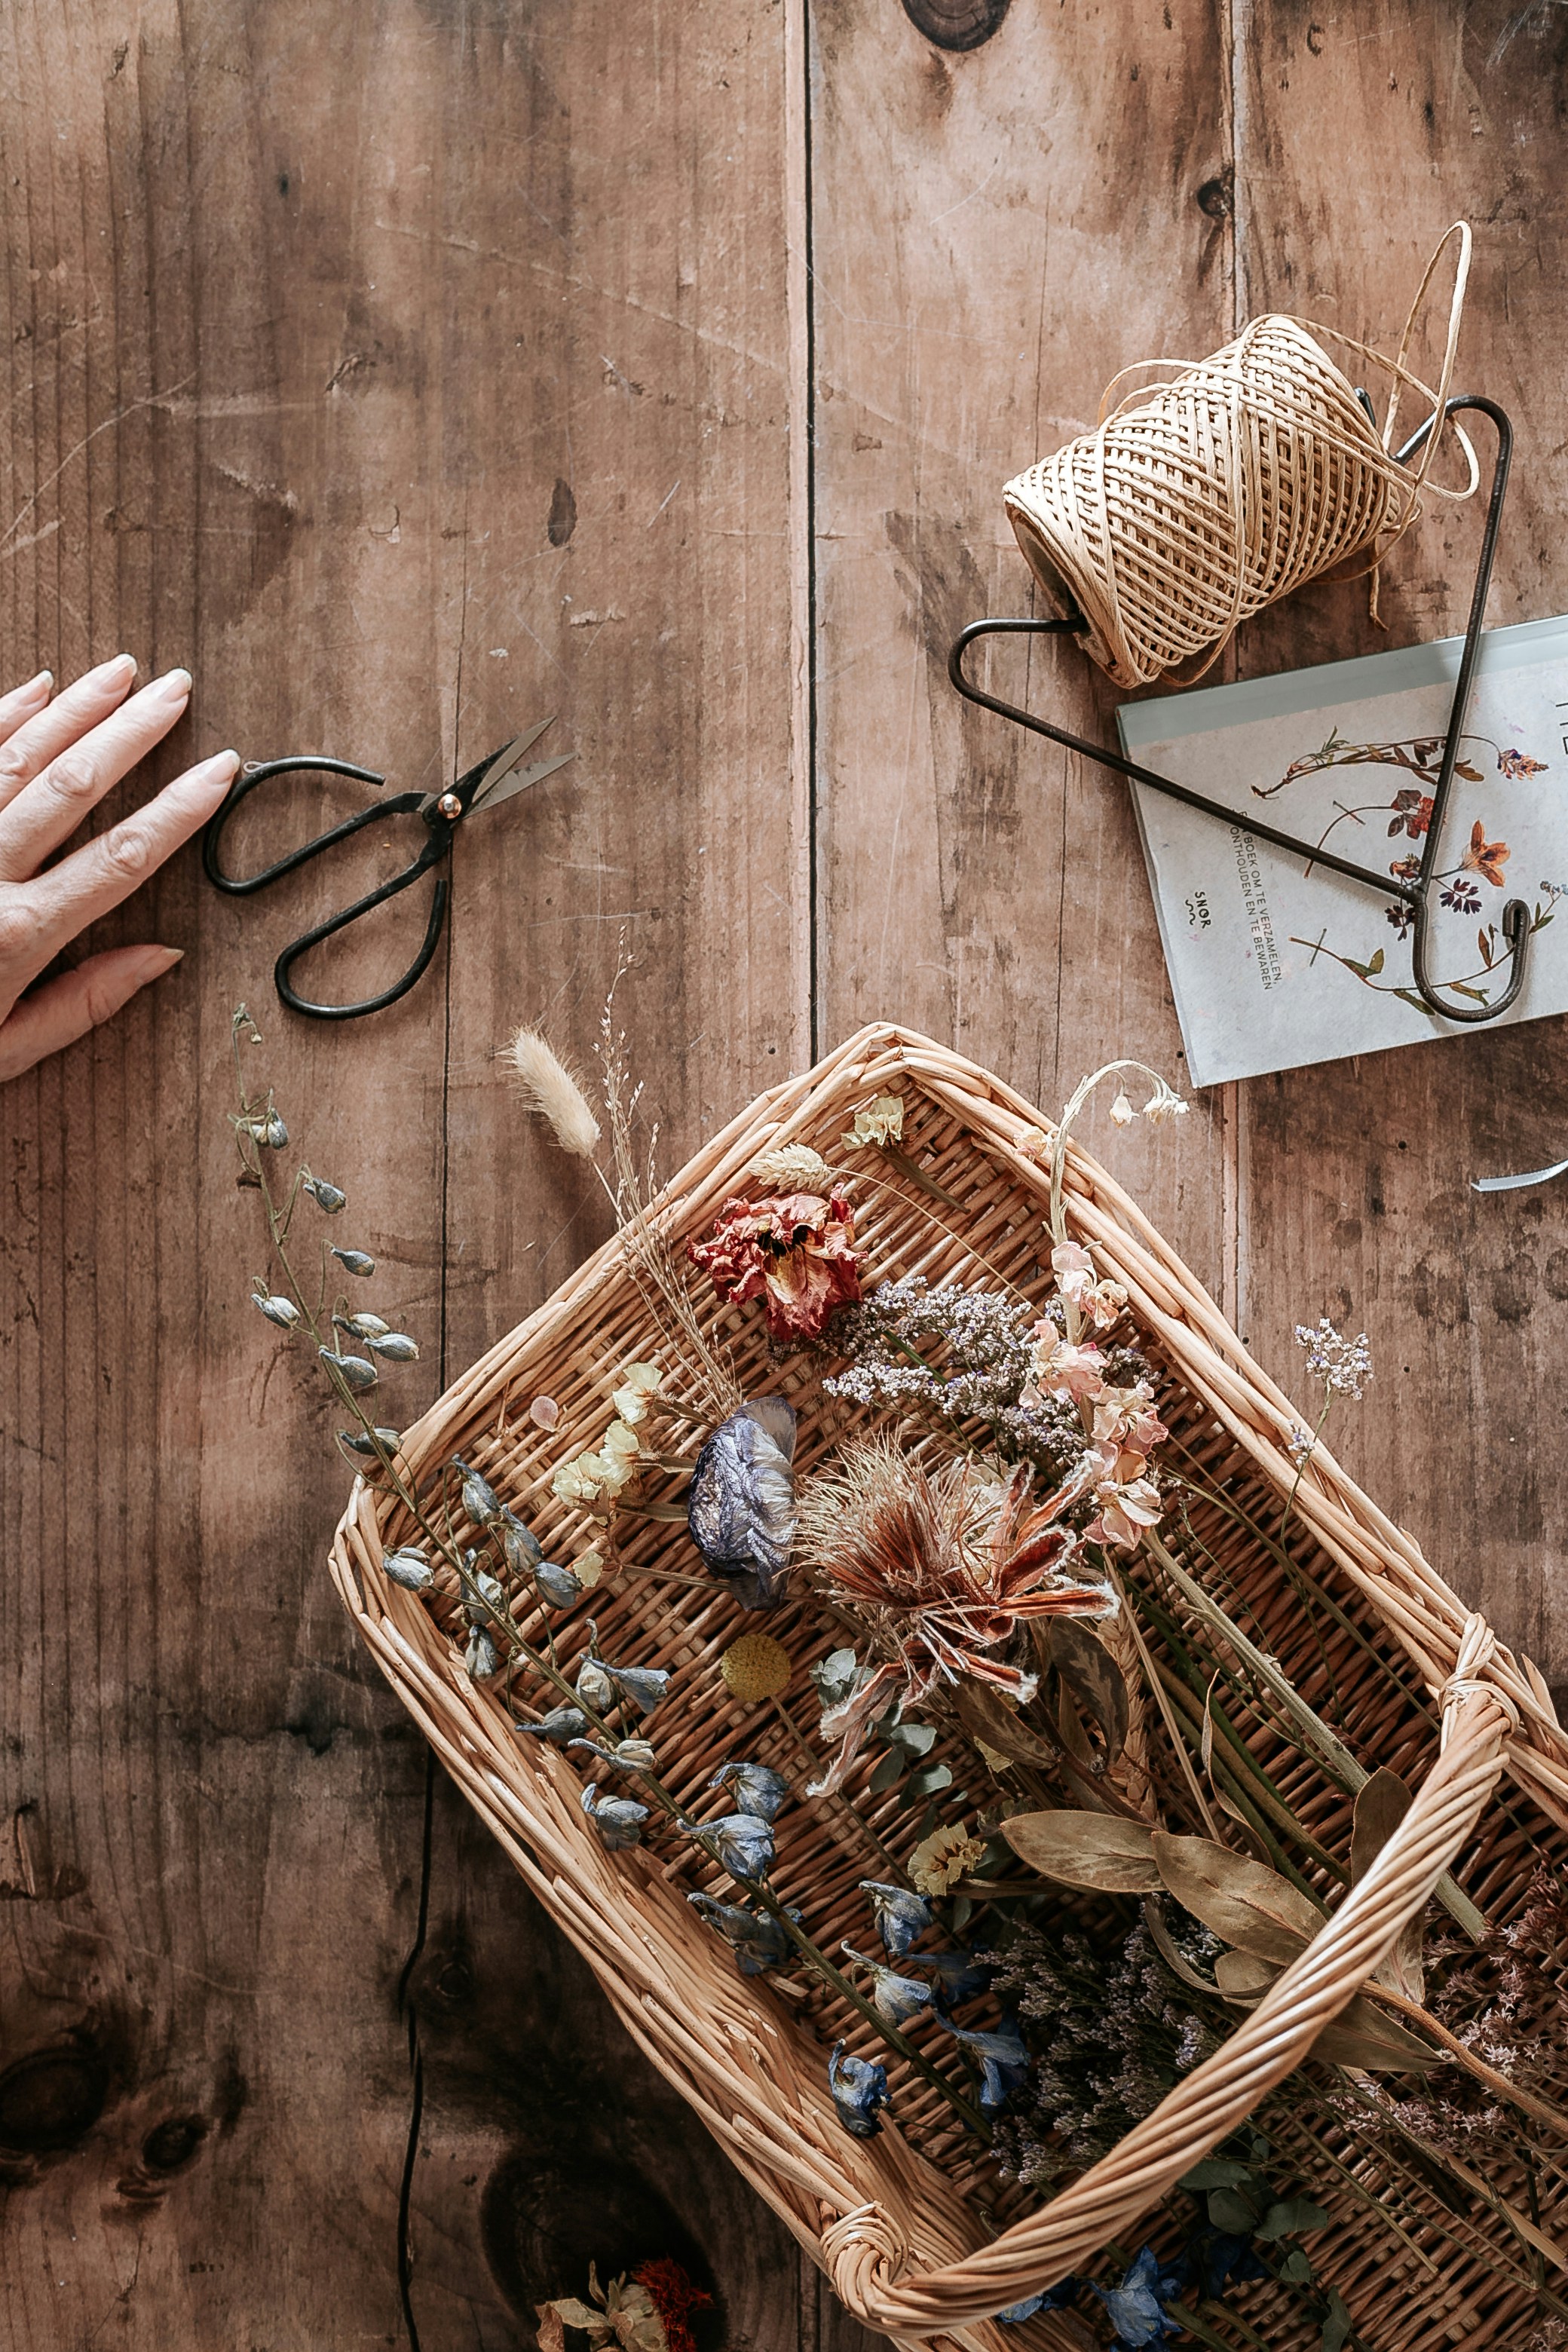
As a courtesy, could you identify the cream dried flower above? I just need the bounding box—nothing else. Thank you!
[1141,1079,1189,1126]
[1109,1090,1137,1126]
[843,1093,905,1149]
[611,1361,663,1423]
[508,1024,602,1158]
[748,1141,836,1191]
[908,1821,988,1895]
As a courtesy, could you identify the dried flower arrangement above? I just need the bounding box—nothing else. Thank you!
[236,1002,1568,2352]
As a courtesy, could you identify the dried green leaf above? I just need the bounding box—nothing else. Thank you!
[1255,2197,1331,2241]
[1178,2158,1257,2192]
[1151,1832,1324,1965]
[1003,1810,1161,1894]
[1048,1618,1129,1767]
[1313,1997,1437,2073]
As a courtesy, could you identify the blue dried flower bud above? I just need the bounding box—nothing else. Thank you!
[262,1110,288,1149]
[302,1174,346,1214]
[330,1248,376,1278]
[384,1546,433,1591]
[335,1311,390,1341]
[464,1626,504,1680]
[908,1949,994,2004]
[602,1662,670,1717]
[464,1570,506,1627]
[367,1331,419,1361]
[516,1706,588,1744]
[250,1291,300,1330]
[828,2042,889,2139]
[841,1945,936,2027]
[859,1881,935,1958]
[320,1347,377,1392]
[688,1892,801,1976]
[338,1426,401,1458]
[534,1559,583,1610]
[708,1761,790,1822]
[452,1456,502,1526]
[575,1655,615,1714]
[581,1783,649,1851]
[935,2014,1030,2112]
[567,1735,657,1773]
[687,1810,774,1883]
[499,1508,543,1567]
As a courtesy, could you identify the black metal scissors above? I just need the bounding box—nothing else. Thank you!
[202,719,573,1019]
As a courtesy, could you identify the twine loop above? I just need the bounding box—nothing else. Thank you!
[1003,224,1477,689]
[1439,1611,1521,1744]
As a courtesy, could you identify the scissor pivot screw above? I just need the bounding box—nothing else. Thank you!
[436,791,463,820]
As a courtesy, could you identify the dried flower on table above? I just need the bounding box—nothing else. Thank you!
[707,1759,790,1821]
[841,1946,937,2026]
[516,1705,588,1744]
[580,1783,650,1851]
[251,1289,301,1330]
[719,1630,792,1700]
[935,2015,1030,2113]
[508,1022,602,1158]
[1294,1316,1373,1399]
[860,1880,934,1958]
[685,1808,776,1883]
[797,1439,1114,1791]
[1092,2243,1189,2348]
[300,1172,345,1214]
[330,1247,376,1277]
[384,1545,434,1591]
[908,1820,988,1895]
[842,1093,905,1149]
[689,1190,862,1343]
[611,1361,664,1423]
[828,2042,890,2139]
[689,1892,801,1976]
[687,1398,798,1610]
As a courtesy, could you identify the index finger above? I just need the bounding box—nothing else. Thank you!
[23,749,239,974]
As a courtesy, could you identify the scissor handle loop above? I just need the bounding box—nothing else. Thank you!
[274,849,450,1021]
[202,755,395,894]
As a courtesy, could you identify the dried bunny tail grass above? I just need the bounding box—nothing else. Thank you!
[509,1025,602,1158]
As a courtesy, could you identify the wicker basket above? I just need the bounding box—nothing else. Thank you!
[329,1026,1568,2352]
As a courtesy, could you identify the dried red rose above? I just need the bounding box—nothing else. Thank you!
[632,2259,712,2352]
[690,1190,862,1341]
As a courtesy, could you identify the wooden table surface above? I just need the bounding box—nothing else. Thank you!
[2,3,1566,2344]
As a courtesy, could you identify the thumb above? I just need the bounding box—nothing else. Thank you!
[0,942,183,1083]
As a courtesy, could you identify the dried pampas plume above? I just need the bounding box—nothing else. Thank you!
[508,1025,602,1159]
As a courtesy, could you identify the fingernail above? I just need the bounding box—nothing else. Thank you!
[204,748,240,782]
[96,652,136,686]
[140,945,184,978]
[150,666,193,700]
[20,667,51,697]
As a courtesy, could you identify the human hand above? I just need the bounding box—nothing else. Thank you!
[0,655,237,1082]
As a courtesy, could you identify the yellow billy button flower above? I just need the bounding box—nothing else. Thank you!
[719,1631,792,1701]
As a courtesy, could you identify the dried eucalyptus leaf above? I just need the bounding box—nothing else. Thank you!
[1003,1809,1161,1894]
[1312,1997,1438,2073]
[1351,1767,1413,1882]
[955,1676,1059,1769]
[1151,1833,1325,1966]
[1214,1948,1277,1999]
[1047,1618,1129,1766]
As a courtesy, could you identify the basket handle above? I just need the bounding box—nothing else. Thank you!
[822,1616,1518,2338]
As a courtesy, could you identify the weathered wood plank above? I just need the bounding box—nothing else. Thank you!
[0,2,845,2345]
[1232,0,1568,1675]
[810,0,1235,1301]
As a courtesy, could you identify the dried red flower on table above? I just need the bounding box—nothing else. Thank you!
[632,2259,713,2352]
[690,1190,862,1341]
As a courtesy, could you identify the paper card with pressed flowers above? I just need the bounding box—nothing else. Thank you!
[1116,610,1568,1086]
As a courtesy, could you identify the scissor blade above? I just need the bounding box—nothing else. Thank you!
[467,718,558,807]
[473,748,574,813]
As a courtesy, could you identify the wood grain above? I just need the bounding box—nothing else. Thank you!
[0,2,841,2346]
[1231,1,1568,1677]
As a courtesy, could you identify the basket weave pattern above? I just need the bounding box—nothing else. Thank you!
[331,1027,1568,2351]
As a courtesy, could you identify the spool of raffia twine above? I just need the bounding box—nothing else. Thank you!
[1003,222,1481,691]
